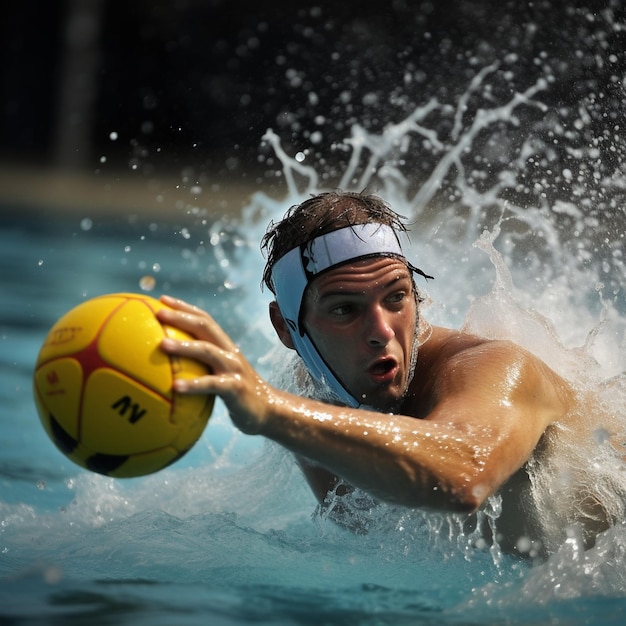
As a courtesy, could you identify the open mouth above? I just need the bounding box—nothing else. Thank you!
[368,358,397,378]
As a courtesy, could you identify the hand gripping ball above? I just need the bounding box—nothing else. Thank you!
[33,293,214,478]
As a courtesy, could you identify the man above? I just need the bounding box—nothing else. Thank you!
[157,191,607,555]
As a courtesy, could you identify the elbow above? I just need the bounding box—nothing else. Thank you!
[448,476,496,514]
[397,474,494,514]
[382,457,501,513]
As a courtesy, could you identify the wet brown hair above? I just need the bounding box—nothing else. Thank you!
[261,191,410,293]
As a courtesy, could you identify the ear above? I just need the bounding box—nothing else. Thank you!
[269,301,295,349]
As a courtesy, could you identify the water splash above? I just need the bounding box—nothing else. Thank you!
[239,65,626,597]
[3,53,626,624]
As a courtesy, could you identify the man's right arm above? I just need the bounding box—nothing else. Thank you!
[158,297,573,515]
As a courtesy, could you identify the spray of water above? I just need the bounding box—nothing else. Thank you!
[214,63,626,595]
[3,51,626,618]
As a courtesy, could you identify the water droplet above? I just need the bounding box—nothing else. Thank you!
[140,275,156,291]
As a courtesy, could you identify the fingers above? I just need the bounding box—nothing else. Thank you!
[161,336,232,393]
[159,294,202,315]
[160,331,268,434]
[161,333,232,372]
[157,295,234,351]
[157,296,271,435]
[158,295,242,396]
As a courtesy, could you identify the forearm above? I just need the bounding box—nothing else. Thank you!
[258,390,484,512]
[155,298,517,513]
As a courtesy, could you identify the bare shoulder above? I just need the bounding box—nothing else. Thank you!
[416,327,574,419]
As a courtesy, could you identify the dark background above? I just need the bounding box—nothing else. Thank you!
[1,0,624,184]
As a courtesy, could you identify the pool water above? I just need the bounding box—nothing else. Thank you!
[2,79,626,623]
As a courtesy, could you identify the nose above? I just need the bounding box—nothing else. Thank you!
[364,304,395,347]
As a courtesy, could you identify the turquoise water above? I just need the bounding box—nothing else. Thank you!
[1,197,625,624]
[2,74,626,623]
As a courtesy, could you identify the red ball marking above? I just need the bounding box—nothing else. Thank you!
[76,336,109,380]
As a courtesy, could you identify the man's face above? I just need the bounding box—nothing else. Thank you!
[302,256,418,412]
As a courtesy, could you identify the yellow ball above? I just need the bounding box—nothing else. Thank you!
[33,293,214,478]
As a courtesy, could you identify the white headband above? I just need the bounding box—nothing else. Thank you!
[271,223,407,407]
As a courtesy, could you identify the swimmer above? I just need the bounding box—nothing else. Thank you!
[158,191,619,556]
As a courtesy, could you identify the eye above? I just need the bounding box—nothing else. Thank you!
[386,290,408,308]
[329,303,355,317]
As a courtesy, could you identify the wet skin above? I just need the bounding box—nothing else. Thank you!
[157,257,580,554]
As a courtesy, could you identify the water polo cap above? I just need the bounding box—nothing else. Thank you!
[271,222,428,408]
